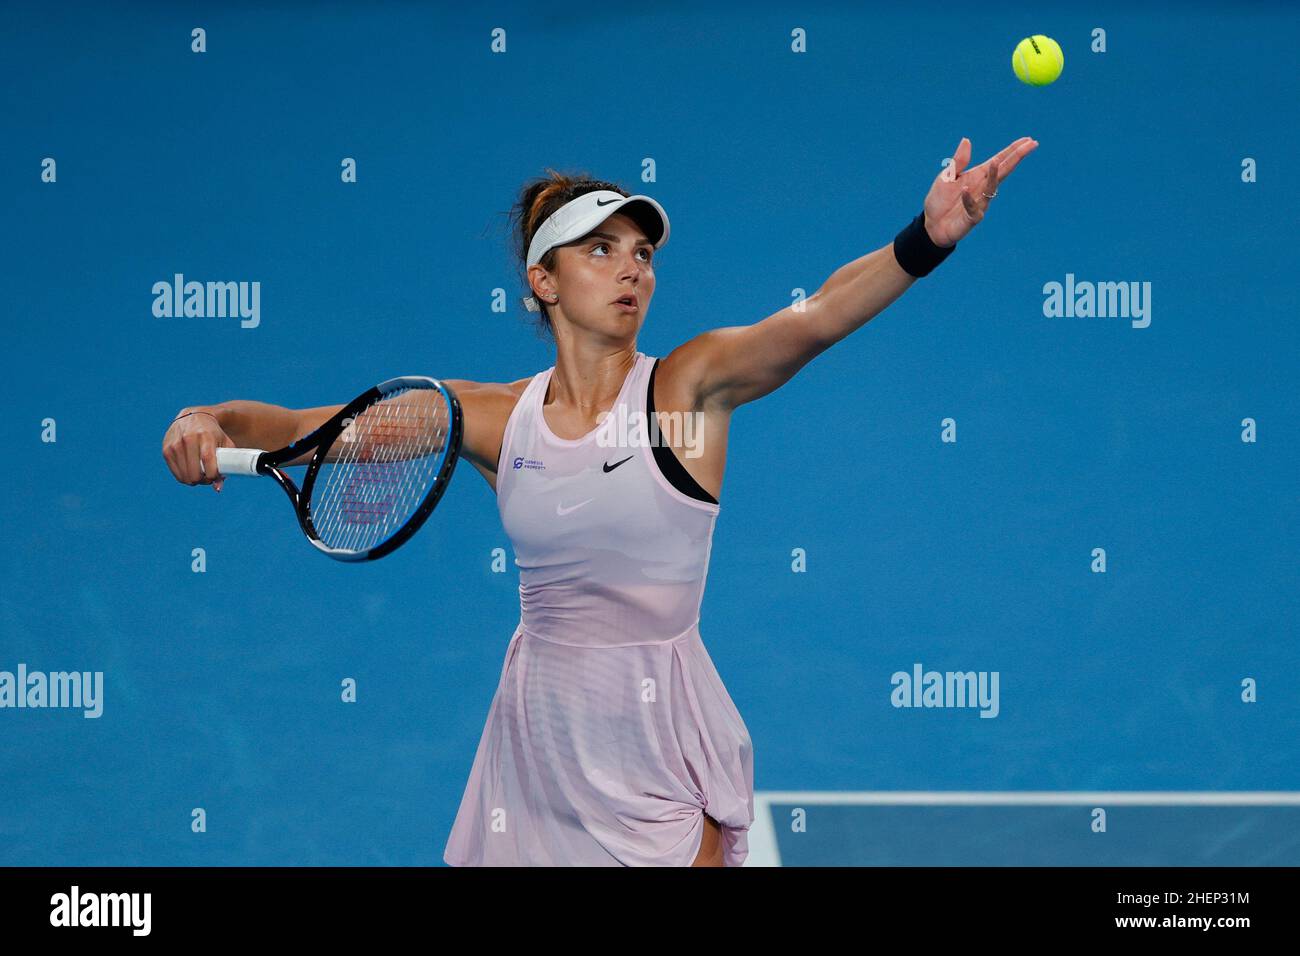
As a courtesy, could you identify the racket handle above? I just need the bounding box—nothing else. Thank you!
[216,447,264,477]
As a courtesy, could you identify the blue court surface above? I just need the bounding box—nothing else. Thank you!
[1,2,1297,866]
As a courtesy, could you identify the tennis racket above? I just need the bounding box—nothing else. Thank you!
[213,376,463,562]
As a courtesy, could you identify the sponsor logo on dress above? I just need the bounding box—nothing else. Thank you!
[513,457,546,471]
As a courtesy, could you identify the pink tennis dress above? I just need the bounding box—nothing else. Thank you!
[443,351,755,866]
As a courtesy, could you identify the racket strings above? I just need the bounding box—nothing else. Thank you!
[310,387,451,553]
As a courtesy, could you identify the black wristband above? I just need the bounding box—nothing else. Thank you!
[892,210,955,278]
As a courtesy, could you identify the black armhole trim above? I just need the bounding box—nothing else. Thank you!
[494,393,511,478]
[647,358,719,505]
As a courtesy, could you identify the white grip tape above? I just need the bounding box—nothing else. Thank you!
[215,447,264,477]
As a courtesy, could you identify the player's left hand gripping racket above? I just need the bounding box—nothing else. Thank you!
[214,376,462,562]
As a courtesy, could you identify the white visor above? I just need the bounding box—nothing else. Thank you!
[523,190,670,312]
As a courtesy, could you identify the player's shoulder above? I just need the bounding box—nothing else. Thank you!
[649,337,716,413]
[442,375,534,412]
[502,374,534,398]
[442,376,537,470]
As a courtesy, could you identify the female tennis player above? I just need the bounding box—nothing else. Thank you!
[161,136,1037,866]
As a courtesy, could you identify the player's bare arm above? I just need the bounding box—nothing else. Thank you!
[663,136,1039,414]
[441,378,532,493]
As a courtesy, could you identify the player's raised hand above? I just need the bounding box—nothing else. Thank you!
[922,136,1038,248]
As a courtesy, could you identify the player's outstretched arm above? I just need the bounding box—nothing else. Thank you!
[162,401,344,491]
[663,136,1039,413]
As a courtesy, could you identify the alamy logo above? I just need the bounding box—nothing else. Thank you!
[1042,273,1151,328]
[890,662,1000,718]
[0,664,103,718]
[152,273,261,328]
[596,405,705,458]
[50,886,151,936]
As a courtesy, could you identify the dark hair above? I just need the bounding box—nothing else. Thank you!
[506,168,630,341]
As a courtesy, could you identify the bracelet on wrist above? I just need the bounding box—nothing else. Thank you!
[172,410,220,425]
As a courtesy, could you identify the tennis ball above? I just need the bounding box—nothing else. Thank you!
[1012,35,1063,86]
